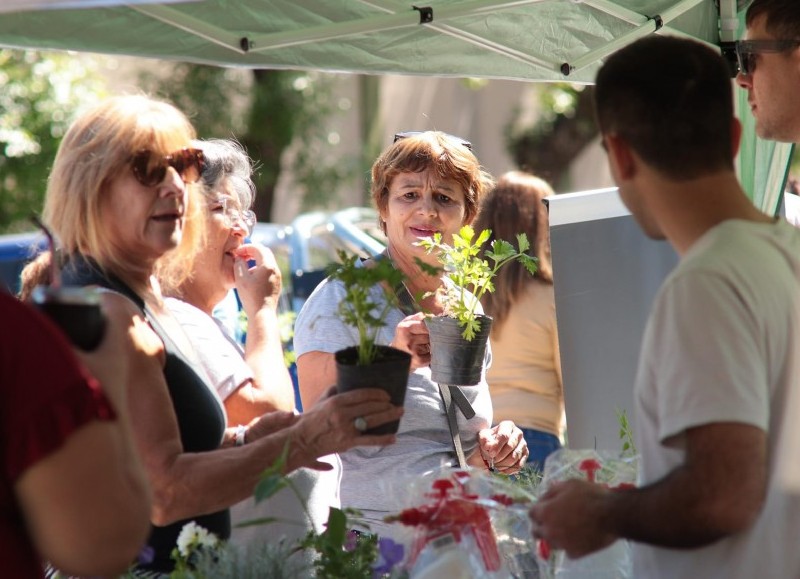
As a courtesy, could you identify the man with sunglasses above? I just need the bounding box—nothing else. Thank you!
[737,0,800,514]
[529,35,800,578]
[736,0,800,142]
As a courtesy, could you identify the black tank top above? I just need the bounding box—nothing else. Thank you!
[62,256,229,573]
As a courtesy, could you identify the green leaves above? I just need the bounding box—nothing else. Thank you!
[327,250,405,365]
[416,225,538,340]
[253,440,290,504]
[300,507,379,579]
[616,408,637,458]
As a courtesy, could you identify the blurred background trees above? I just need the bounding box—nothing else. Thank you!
[0,50,107,233]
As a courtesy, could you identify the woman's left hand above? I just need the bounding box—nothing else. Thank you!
[476,420,529,475]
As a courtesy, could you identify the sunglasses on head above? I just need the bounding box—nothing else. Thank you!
[735,39,800,76]
[130,147,205,187]
[393,130,472,151]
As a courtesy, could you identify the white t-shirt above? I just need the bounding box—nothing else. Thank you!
[293,274,493,540]
[165,297,341,550]
[632,219,800,578]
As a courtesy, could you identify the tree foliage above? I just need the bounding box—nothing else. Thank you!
[0,50,108,233]
[140,64,356,221]
[506,83,598,190]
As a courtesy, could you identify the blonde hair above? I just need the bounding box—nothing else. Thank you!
[370,131,494,232]
[474,170,554,334]
[42,95,204,292]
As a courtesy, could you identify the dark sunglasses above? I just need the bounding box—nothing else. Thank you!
[393,130,472,151]
[130,147,205,187]
[735,39,800,76]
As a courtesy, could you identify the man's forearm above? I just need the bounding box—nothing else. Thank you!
[604,460,762,549]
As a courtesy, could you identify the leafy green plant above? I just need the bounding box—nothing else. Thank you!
[416,225,537,340]
[326,250,405,365]
[300,508,379,579]
[616,408,637,458]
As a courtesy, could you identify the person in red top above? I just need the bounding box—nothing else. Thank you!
[0,291,151,578]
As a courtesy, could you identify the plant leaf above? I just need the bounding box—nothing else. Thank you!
[322,507,348,548]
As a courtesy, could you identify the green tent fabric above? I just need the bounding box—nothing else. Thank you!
[0,0,719,83]
[0,0,791,210]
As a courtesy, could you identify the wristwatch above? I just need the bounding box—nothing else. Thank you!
[234,424,248,446]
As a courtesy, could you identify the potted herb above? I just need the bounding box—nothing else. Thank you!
[327,250,411,434]
[416,225,537,385]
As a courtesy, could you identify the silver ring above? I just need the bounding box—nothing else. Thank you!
[353,416,368,432]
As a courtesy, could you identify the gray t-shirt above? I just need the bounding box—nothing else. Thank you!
[293,275,493,539]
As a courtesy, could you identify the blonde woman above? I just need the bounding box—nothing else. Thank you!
[22,96,401,574]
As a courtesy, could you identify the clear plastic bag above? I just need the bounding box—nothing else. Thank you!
[385,468,539,578]
[534,449,639,579]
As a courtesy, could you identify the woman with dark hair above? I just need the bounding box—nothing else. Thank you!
[474,170,564,473]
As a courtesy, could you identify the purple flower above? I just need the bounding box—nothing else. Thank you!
[372,538,404,577]
[137,544,155,565]
[344,529,359,552]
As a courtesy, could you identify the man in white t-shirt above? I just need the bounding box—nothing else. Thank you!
[529,35,800,578]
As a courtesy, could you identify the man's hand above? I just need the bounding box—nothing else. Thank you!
[529,479,617,558]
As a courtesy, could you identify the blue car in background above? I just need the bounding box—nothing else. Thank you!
[0,231,46,296]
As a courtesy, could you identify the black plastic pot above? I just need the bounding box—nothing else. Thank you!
[425,314,493,386]
[335,344,411,434]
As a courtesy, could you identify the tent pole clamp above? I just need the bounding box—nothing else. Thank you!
[413,6,434,24]
[651,14,664,31]
[560,13,663,76]
[240,37,253,52]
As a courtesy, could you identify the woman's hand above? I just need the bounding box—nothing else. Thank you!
[233,243,282,317]
[286,386,403,470]
[390,312,431,371]
[244,410,301,442]
[475,420,529,475]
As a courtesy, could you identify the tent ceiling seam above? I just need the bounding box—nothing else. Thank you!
[131,3,245,53]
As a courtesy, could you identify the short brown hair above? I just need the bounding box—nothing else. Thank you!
[594,36,734,180]
[370,131,493,233]
[747,0,800,38]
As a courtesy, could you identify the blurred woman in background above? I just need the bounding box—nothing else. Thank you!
[474,170,564,473]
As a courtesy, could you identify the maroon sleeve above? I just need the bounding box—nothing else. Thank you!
[0,293,116,483]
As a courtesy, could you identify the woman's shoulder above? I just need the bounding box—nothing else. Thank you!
[99,292,164,360]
